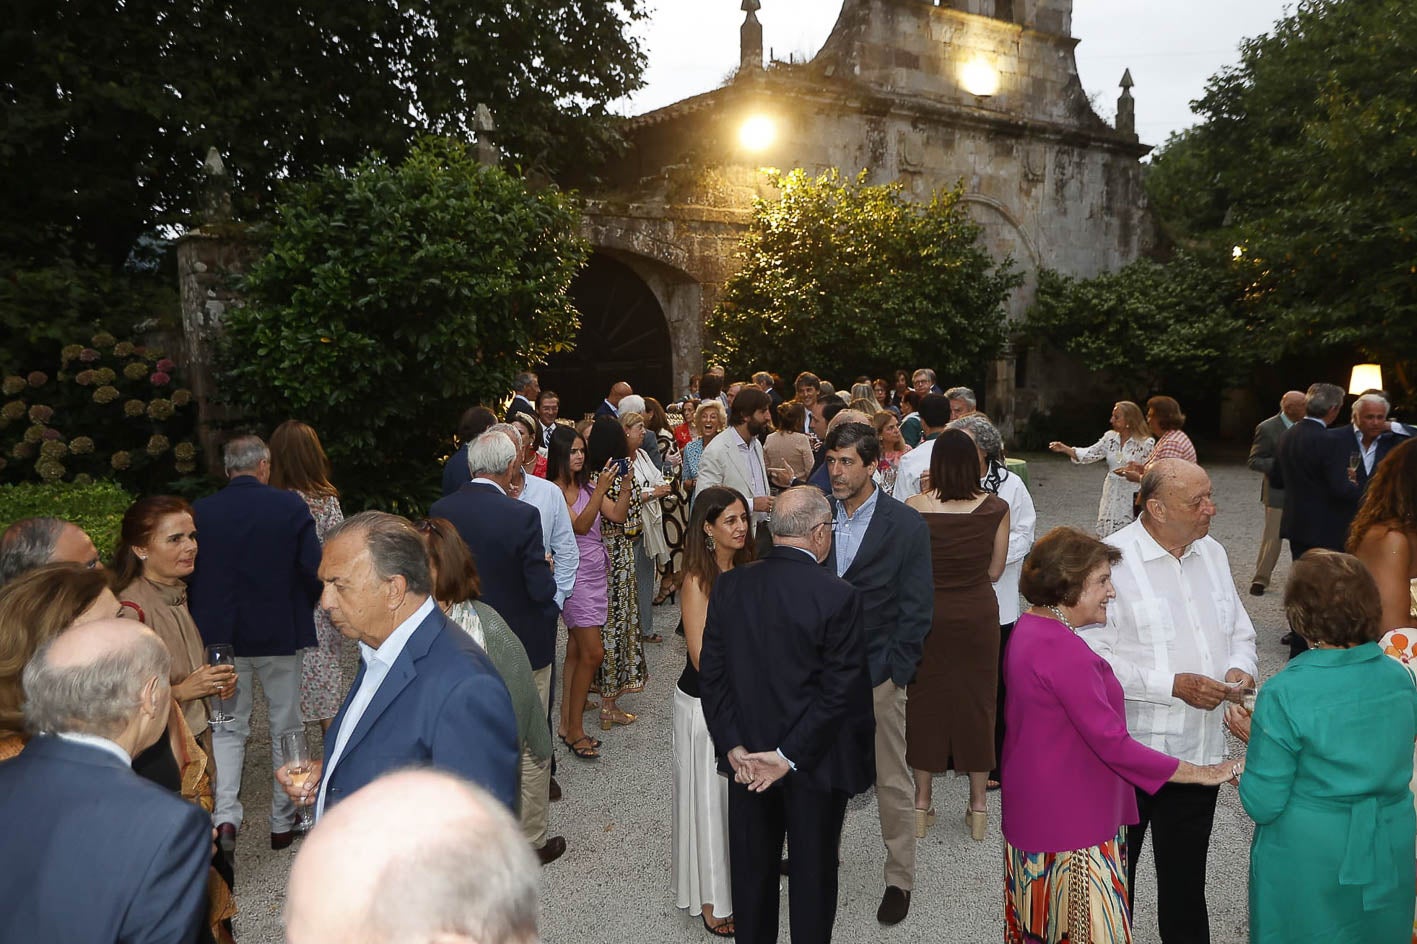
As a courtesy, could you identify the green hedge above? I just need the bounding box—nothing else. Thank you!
[0,480,133,560]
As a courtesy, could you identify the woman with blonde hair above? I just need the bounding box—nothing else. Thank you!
[682,399,727,499]
[269,419,345,731]
[1048,401,1155,536]
[850,382,883,415]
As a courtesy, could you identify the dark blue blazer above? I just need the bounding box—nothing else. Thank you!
[1337,425,1413,491]
[1271,418,1361,551]
[188,475,322,656]
[442,442,472,497]
[429,482,559,669]
[322,603,520,811]
[0,735,210,944]
[699,546,875,796]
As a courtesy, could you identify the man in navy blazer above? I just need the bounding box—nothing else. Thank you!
[1333,390,1412,492]
[0,619,210,944]
[278,512,519,816]
[188,434,323,850]
[700,487,875,944]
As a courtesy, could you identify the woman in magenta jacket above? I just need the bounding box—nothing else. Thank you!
[1001,527,1239,944]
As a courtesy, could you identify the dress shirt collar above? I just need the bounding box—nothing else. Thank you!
[56,731,131,765]
[470,476,507,496]
[731,425,754,450]
[1280,414,1296,429]
[358,596,435,668]
[1302,415,1327,427]
[837,483,879,521]
[1134,517,1199,562]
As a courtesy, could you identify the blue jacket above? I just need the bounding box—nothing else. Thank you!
[442,443,471,497]
[322,604,520,811]
[0,735,211,944]
[189,475,323,656]
[429,482,559,669]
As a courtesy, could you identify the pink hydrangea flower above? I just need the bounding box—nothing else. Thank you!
[150,371,171,386]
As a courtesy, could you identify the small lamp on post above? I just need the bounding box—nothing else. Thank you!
[1349,363,1383,395]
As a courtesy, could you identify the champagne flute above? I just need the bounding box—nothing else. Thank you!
[204,644,235,726]
[1349,452,1362,477]
[279,729,317,831]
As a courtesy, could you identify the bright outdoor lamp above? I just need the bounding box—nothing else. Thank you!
[1349,363,1383,394]
[960,59,1000,98]
[738,115,776,152]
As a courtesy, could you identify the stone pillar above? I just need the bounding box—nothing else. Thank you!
[987,343,1018,444]
[1116,69,1136,139]
[740,1,764,73]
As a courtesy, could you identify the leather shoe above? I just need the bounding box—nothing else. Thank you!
[877,885,911,925]
[270,830,296,851]
[1249,583,1265,596]
[216,823,237,855]
[549,776,562,802]
[536,835,567,865]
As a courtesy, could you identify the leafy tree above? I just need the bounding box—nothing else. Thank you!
[217,138,588,512]
[707,169,1020,385]
[1023,254,1251,401]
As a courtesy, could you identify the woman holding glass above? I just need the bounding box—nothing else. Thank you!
[588,417,647,730]
[1048,401,1154,537]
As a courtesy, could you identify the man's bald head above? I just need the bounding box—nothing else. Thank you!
[286,770,539,944]
[608,382,632,405]
[827,409,871,433]
[1138,458,1202,507]
[1279,390,1306,422]
[1139,459,1216,552]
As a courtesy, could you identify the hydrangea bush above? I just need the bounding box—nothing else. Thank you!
[0,331,200,491]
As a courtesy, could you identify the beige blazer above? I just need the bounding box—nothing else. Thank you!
[696,426,769,524]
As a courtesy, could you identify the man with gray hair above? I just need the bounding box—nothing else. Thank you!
[0,619,211,943]
[0,515,102,585]
[277,512,518,817]
[1270,382,1362,559]
[189,433,323,853]
[285,770,539,944]
[943,385,976,420]
[1334,389,1410,490]
[506,372,540,426]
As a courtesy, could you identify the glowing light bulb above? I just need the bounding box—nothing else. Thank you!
[960,59,1000,98]
[738,115,776,152]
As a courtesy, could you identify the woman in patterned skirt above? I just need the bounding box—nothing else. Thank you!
[269,419,345,732]
[586,416,646,731]
[1002,527,1237,943]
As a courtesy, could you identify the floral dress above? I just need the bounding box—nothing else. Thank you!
[297,490,345,722]
[1070,431,1154,537]
[595,471,647,699]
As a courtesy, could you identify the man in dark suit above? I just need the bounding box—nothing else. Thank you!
[1246,390,1306,596]
[442,406,497,496]
[189,434,322,851]
[595,380,632,419]
[278,512,519,816]
[1335,390,1412,492]
[505,372,539,425]
[821,422,933,925]
[0,619,210,943]
[700,486,876,944]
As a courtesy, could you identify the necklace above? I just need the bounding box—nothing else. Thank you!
[1044,605,1077,633]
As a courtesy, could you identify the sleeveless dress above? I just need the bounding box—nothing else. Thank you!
[562,485,609,629]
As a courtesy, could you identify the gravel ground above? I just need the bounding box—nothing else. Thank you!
[228,453,1285,943]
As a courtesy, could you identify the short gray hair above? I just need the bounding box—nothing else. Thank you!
[1304,383,1346,419]
[0,517,65,586]
[949,414,1002,462]
[912,368,936,384]
[769,487,831,538]
[1353,392,1390,418]
[489,422,524,450]
[512,372,537,393]
[224,434,270,475]
[23,630,170,738]
[364,775,540,943]
[466,430,518,479]
[617,394,646,417]
[326,512,432,597]
[944,386,977,409]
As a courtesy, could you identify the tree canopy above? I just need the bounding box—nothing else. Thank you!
[217,138,587,512]
[707,169,1020,385]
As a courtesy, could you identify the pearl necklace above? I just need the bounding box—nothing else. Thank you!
[1044,606,1077,633]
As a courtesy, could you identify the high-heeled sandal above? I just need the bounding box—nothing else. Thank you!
[600,707,638,731]
[913,807,936,839]
[965,808,987,842]
[701,913,734,938]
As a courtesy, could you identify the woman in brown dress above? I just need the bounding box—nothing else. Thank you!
[905,428,1010,842]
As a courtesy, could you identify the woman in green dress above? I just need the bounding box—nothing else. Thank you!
[1232,550,1417,943]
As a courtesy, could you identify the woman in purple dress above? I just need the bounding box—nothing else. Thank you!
[549,425,629,759]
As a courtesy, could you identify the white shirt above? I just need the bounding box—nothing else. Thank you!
[992,471,1035,624]
[1085,518,1258,765]
[56,731,130,766]
[317,596,436,817]
[1352,425,1380,475]
[517,472,579,609]
[893,436,936,501]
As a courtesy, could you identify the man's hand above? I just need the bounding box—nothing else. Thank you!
[275,758,323,807]
[727,745,751,778]
[1172,672,1231,710]
[768,466,794,488]
[737,751,791,793]
[752,495,774,514]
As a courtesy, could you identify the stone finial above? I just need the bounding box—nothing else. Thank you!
[474,103,499,167]
[740,0,764,74]
[200,147,232,223]
[1116,69,1136,138]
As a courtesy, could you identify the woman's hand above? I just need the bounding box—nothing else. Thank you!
[1223,704,1252,744]
[1172,758,1243,786]
[1048,441,1073,456]
[651,483,672,499]
[173,663,237,704]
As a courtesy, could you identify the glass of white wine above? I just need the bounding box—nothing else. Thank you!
[204,644,236,726]
[279,729,317,831]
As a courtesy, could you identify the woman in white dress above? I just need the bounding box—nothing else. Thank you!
[672,486,754,938]
[1048,401,1153,537]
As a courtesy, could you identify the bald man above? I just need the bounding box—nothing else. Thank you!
[1246,391,1306,596]
[595,381,633,419]
[0,619,210,944]
[285,770,540,944]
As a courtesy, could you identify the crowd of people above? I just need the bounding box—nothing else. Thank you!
[0,366,1414,944]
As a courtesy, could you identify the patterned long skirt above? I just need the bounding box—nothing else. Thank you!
[596,530,647,699]
[1005,830,1131,944]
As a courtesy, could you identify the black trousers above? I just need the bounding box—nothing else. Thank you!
[1126,782,1220,944]
[729,777,848,944]
[989,621,1016,784]
[1286,541,1319,657]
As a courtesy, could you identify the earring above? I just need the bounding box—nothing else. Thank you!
[705,533,716,553]
[136,553,147,561]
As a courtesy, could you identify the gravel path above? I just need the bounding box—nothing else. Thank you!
[228,453,1285,943]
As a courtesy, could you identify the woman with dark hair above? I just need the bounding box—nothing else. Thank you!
[904,428,1010,840]
[1119,395,1196,485]
[269,419,345,731]
[1001,526,1237,944]
[764,401,814,489]
[1226,550,1417,943]
[1349,437,1417,632]
[548,425,626,757]
[873,377,894,414]
[586,417,646,731]
[672,486,754,938]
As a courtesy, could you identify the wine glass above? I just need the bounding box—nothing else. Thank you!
[279,728,317,831]
[1349,452,1362,477]
[204,644,235,726]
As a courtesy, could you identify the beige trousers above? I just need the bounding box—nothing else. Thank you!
[1251,505,1284,588]
[521,664,553,847]
[873,679,915,890]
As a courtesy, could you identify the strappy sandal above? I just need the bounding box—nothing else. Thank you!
[561,735,600,760]
[560,732,602,750]
[600,707,638,731]
[642,633,664,644]
[701,914,734,938]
